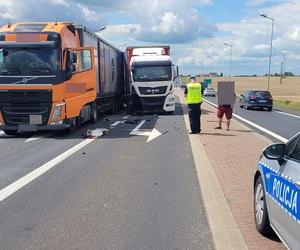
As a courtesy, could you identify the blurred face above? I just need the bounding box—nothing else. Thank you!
[190,78,195,83]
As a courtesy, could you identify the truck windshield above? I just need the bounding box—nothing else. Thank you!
[0,47,60,76]
[132,66,172,82]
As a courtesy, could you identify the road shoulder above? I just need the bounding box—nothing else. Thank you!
[177,90,247,250]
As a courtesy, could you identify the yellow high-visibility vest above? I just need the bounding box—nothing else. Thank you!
[186,82,202,104]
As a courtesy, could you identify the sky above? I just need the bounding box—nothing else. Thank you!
[0,0,300,76]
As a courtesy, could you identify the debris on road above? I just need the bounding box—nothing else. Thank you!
[86,128,108,138]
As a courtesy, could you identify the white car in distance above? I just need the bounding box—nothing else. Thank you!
[203,87,216,97]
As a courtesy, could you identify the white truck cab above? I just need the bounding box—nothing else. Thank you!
[126,46,177,113]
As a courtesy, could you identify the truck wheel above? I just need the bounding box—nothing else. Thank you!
[76,114,82,128]
[254,176,273,236]
[3,130,17,136]
[90,102,98,123]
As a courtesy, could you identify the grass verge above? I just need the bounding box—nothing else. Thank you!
[274,99,300,112]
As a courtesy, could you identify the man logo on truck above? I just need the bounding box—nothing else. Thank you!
[146,88,160,94]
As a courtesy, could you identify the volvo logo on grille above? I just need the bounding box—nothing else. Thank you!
[22,78,28,84]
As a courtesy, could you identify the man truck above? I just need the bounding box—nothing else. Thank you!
[125,46,177,114]
[0,22,127,135]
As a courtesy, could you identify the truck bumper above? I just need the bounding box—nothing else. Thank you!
[163,93,176,112]
[134,93,176,113]
[0,123,70,133]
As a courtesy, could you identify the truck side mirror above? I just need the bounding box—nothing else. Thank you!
[73,53,77,64]
[65,49,74,80]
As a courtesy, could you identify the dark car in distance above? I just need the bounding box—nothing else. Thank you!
[239,90,273,111]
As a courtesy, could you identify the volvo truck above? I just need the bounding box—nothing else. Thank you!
[0,22,127,135]
[125,46,177,113]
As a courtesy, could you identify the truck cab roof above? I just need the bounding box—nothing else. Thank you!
[131,55,171,66]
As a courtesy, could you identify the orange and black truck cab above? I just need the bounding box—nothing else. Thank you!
[0,22,127,135]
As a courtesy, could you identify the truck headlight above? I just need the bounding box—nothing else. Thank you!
[51,103,64,122]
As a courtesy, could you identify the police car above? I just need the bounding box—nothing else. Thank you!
[254,132,300,249]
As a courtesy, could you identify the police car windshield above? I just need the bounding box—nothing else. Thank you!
[0,47,60,77]
[132,65,172,82]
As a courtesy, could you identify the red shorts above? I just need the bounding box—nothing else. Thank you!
[217,105,233,119]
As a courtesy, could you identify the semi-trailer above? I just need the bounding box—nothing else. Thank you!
[125,46,177,114]
[0,22,127,135]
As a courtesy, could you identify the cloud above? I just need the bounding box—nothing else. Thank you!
[0,0,217,44]
[0,0,106,30]
[2,0,300,75]
[246,0,270,6]
[99,0,217,44]
[172,0,300,75]
[122,0,217,43]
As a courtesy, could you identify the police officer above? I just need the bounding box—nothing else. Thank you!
[185,77,203,134]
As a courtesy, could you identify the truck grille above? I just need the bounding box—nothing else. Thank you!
[139,96,166,111]
[0,90,52,126]
[138,86,168,95]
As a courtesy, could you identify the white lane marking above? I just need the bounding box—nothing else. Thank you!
[204,99,289,143]
[130,120,162,142]
[122,116,129,119]
[274,110,300,119]
[110,121,121,127]
[25,132,56,143]
[0,138,95,203]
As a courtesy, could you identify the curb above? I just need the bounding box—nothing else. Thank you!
[177,91,248,250]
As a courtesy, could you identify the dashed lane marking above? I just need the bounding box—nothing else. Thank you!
[110,121,121,127]
[25,132,57,143]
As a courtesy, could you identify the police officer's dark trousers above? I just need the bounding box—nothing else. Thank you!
[188,103,201,133]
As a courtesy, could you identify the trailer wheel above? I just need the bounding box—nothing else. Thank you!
[90,102,98,123]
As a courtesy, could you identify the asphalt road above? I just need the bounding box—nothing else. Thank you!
[0,100,214,250]
[204,96,300,141]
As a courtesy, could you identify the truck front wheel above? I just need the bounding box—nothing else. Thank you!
[90,102,98,123]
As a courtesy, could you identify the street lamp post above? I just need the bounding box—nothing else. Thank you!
[224,43,233,77]
[207,55,214,74]
[261,14,274,91]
